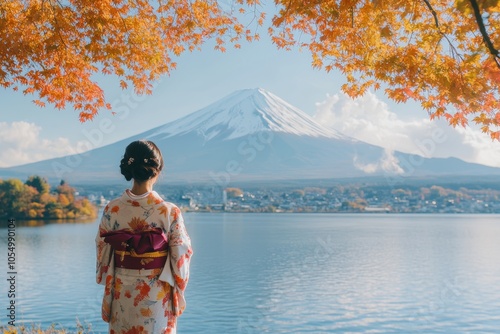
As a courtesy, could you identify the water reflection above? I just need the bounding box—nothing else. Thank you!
[7,218,97,227]
[1,214,500,333]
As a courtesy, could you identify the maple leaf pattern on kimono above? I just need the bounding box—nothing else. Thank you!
[96,190,192,334]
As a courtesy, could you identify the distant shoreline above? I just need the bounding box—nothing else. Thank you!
[0,216,97,227]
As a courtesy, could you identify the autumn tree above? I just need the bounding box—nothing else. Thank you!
[0,176,97,219]
[56,180,75,203]
[1,1,500,137]
[0,0,261,121]
[270,0,500,138]
[225,187,244,198]
[0,179,36,217]
[25,175,50,197]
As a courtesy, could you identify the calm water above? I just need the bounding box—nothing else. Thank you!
[1,213,500,333]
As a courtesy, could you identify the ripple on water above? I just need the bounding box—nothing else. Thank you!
[3,214,500,333]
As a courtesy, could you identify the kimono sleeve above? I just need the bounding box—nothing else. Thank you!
[95,206,114,285]
[158,205,193,316]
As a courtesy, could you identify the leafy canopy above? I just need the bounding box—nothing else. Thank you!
[1,0,499,137]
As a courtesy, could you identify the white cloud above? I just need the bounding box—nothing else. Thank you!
[0,121,87,168]
[314,91,500,168]
[353,149,405,174]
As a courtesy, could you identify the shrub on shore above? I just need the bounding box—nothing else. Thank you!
[0,177,98,220]
[1,321,92,334]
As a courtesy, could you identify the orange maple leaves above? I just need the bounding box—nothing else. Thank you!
[2,0,500,138]
[128,216,149,231]
[0,0,262,121]
[133,281,151,306]
[270,0,500,138]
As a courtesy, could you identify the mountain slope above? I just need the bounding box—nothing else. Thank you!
[146,88,348,140]
[2,88,500,185]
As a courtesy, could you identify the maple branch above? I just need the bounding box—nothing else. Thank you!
[422,0,463,61]
[468,0,500,68]
[422,0,439,28]
[46,0,70,50]
[350,7,354,28]
[422,0,467,101]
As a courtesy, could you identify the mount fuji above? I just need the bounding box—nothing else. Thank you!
[2,88,500,186]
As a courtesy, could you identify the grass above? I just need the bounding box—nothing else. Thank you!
[1,320,93,334]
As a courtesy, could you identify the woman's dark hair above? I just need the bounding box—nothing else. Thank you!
[120,140,164,182]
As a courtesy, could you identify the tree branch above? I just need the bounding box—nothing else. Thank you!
[422,0,463,61]
[468,0,500,68]
[422,0,439,28]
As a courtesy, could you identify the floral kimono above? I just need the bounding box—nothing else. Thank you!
[96,190,192,334]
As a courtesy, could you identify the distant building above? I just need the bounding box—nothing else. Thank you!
[364,206,391,213]
[178,195,195,209]
[222,190,227,205]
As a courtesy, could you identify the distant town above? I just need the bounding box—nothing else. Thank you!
[81,178,500,214]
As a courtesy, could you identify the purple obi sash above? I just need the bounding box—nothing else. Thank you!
[101,228,168,270]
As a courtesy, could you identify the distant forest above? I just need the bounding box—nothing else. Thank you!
[0,176,97,220]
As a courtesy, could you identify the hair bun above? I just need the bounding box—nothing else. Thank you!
[119,140,164,182]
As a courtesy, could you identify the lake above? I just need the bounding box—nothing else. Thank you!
[1,213,500,333]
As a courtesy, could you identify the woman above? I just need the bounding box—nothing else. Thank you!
[96,140,192,334]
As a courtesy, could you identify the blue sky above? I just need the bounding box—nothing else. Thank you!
[1,36,341,146]
[2,19,500,169]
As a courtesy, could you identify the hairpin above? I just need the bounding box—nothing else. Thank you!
[127,157,134,165]
[144,158,148,163]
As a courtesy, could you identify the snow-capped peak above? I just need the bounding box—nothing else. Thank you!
[147,88,345,140]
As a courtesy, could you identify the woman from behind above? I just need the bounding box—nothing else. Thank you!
[96,140,192,334]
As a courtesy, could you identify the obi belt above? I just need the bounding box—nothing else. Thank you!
[102,228,168,270]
